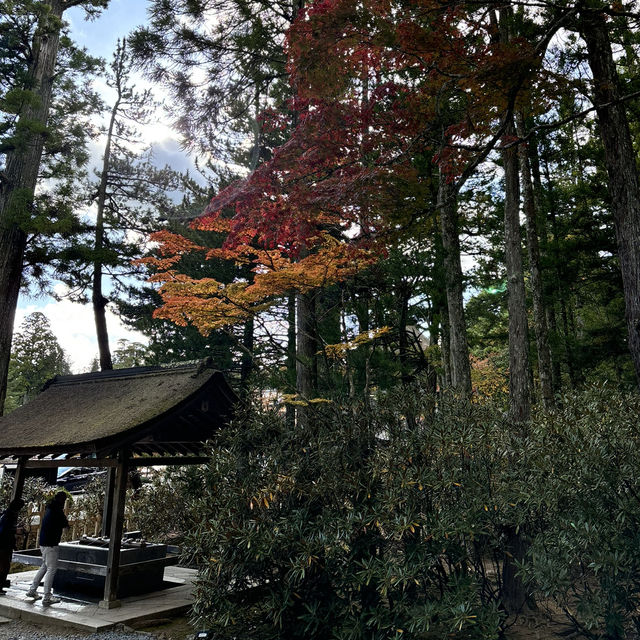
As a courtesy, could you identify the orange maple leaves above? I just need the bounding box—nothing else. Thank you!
[143,231,377,334]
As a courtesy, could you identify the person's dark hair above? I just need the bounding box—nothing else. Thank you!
[7,498,24,511]
[54,491,67,504]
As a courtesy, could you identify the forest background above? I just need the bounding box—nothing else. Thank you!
[3,0,640,638]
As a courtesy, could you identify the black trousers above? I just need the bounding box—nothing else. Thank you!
[0,547,13,589]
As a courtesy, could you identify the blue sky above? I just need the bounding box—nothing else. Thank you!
[16,0,192,372]
[67,0,150,58]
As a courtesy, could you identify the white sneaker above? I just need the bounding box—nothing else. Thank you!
[25,590,41,600]
[42,595,61,605]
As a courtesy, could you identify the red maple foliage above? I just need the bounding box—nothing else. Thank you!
[145,0,553,334]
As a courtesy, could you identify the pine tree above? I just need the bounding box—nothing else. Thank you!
[51,37,185,371]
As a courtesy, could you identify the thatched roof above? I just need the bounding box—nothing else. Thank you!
[0,361,237,458]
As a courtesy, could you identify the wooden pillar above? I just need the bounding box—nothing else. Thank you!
[101,466,116,537]
[99,451,128,609]
[11,457,27,502]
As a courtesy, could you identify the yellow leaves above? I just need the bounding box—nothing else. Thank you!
[249,490,275,511]
[325,326,392,359]
[470,354,508,402]
[281,394,332,406]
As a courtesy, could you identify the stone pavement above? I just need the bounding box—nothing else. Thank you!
[0,566,196,632]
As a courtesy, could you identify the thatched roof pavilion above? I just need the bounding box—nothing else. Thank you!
[0,360,237,608]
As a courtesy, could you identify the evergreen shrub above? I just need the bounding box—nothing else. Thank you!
[521,385,640,639]
[184,384,640,640]
[185,385,523,640]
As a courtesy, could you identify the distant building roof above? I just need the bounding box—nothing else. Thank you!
[0,360,237,458]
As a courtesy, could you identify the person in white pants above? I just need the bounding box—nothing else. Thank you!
[26,492,69,605]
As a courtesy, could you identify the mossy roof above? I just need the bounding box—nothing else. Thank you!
[0,361,237,457]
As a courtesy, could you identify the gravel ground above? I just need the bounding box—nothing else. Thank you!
[0,620,161,640]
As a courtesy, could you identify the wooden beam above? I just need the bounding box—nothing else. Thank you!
[99,451,128,609]
[129,456,209,467]
[25,459,116,469]
[11,457,27,502]
[101,467,116,537]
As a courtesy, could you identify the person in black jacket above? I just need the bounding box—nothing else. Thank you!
[0,498,25,595]
[25,492,69,605]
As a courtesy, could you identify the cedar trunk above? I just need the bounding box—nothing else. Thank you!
[503,116,531,424]
[501,115,532,616]
[240,317,254,386]
[0,1,65,414]
[296,290,317,427]
[286,292,296,429]
[438,175,471,397]
[581,11,640,388]
[516,113,554,408]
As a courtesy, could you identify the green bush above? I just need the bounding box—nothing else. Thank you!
[181,383,640,640]
[128,466,204,544]
[521,385,640,639]
[185,385,525,640]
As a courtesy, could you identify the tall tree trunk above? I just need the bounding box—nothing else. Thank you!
[581,10,640,388]
[542,155,576,387]
[286,292,296,429]
[503,114,531,424]
[440,305,452,390]
[530,139,563,391]
[398,282,413,387]
[240,317,254,386]
[437,174,472,397]
[296,290,317,427]
[93,51,125,372]
[501,113,532,616]
[516,113,554,408]
[0,1,65,414]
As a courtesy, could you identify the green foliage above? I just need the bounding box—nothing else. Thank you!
[127,467,203,545]
[129,0,291,163]
[112,339,151,369]
[521,386,640,639]
[0,1,106,295]
[186,385,517,640]
[5,312,69,412]
[182,384,640,640]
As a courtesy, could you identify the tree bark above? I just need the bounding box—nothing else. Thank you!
[502,115,531,424]
[437,174,472,397]
[530,139,563,392]
[93,57,123,372]
[240,317,254,386]
[296,290,317,427]
[0,1,65,414]
[500,113,532,615]
[516,112,554,408]
[286,292,296,429]
[581,10,640,388]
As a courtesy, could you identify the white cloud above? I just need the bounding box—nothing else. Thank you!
[14,297,148,374]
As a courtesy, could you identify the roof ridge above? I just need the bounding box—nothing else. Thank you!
[48,360,212,387]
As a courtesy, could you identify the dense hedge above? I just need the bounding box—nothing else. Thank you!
[182,384,640,640]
